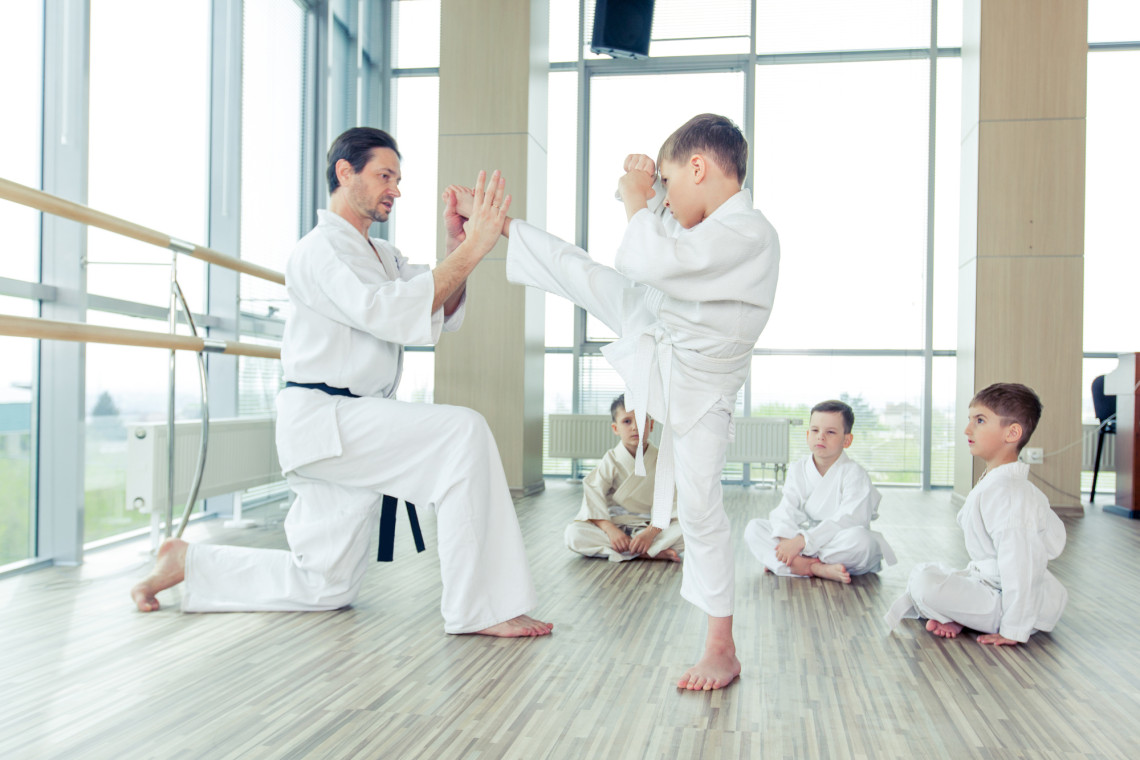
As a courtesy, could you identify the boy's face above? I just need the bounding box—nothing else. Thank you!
[807,411,852,465]
[612,406,652,451]
[658,158,702,229]
[964,404,1020,463]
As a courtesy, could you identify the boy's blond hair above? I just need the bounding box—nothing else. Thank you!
[971,383,1043,452]
[657,113,748,184]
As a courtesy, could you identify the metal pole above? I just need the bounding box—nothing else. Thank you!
[166,246,178,539]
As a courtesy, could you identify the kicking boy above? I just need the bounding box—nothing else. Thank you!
[449,114,779,690]
[744,400,895,583]
[567,395,684,563]
[885,383,1068,645]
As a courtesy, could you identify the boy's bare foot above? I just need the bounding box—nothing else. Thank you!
[473,615,554,638]
[811,562,850,584]
[678,649,741,691]
[644,548,681,562]
[925,619,963,638]
[130,538,188,612]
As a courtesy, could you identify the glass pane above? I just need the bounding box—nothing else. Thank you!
[543,353,573,475]
[239,341,284,417]
[392,77,440,267]
[0,297,36,566]
[750,354,925,485]
[0,0,42,283]
[241,0,304,319]
[756,0,931,54]
[395,351,435,403]
[931,354,956,487]
[938,0,962,48]
[546,70,578,347]
[586,71,745,340]
[1089,0,1140,43]
[933,58,961,350]
[84,312,205,543]
[1085,51,1140,354]
[88,0,209,310]
[549,0,579,63]
[754,59,929,350]
[392,0,441,69]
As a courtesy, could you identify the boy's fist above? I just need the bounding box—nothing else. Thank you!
[623,153,656,176]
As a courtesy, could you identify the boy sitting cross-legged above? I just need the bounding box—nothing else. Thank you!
[566,394,685,563]
[744,400,895,584]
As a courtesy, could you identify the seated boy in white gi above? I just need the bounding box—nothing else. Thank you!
[567,395,685,563]
[885,383,1067,645]
[744,400,895,583]
[448,113,780,690]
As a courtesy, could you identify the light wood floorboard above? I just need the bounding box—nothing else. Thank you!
[1,482,1137,759]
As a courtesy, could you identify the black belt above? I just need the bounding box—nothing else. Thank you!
[284,380,424,561]
[285,381,359,398]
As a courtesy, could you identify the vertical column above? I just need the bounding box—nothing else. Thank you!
[956,0,1087,510]
[38,0,90,564]
[435,0,548,496]
[204,0,243,517]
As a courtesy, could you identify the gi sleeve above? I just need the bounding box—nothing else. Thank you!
[988,492,1048,643]
[768,466,810,540]
[802,467,879,556]
[578,451,620,522]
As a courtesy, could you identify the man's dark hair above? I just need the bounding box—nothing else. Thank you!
[657,113,748,184]
[811,400,855,435]
[610,394,626,422]
[971,383,1043,451]
[326,127,401,194]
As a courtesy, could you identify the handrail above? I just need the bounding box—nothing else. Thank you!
[0,176,285,286]
[0,314,281,360]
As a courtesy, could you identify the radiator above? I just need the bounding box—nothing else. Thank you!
[1082,423,1115,472]
[548,414,791,464]
[126,416,281,514]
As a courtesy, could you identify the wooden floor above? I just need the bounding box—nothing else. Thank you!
[2,482,1138,759]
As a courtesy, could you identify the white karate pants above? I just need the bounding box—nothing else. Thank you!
[670,399,736,618]
[182,395,537,634]
[894,562,1005,633]
[743,519,886,577]
[564,520,685,562]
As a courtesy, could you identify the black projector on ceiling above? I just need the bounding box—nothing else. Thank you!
[590,0,655,59]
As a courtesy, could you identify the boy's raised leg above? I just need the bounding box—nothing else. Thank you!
[678,614,740,691]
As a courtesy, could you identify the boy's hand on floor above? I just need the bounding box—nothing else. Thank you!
[629,526,660,555]
[978,633,1019,646]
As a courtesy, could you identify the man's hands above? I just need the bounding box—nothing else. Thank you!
[629,525,661,556]
[618,153,657,221]
[442,184,467,255]
[461,170,511,257]
[775,534,807,566]
[444,181,512,240]
[430,170,511,314]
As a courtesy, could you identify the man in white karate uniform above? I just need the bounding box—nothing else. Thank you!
[885,383,1066,645]
[565,394,684,562]
[131,127,552,638]
[744,400,895,583]
[449,114,779,690]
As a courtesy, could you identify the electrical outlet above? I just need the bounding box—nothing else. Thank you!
[1023,447,1044,464]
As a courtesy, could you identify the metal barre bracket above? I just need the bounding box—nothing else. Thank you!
[201,338,228,353]
[168,237,197,255]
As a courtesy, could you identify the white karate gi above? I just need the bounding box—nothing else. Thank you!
[507,190,779,616]
[743,452,895,576]
[566,442,685,562]
[181,209,538,633]
[885,462,1067,642]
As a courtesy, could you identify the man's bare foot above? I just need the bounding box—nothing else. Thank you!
[643,548,682,563]
[130,538,188,612]
[925,619,963,638]
[473,614,554,638]
[811,562,851,584]
[677,649,741,691]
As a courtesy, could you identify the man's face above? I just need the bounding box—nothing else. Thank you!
[342,147,402,224]
[806,411,852,465]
